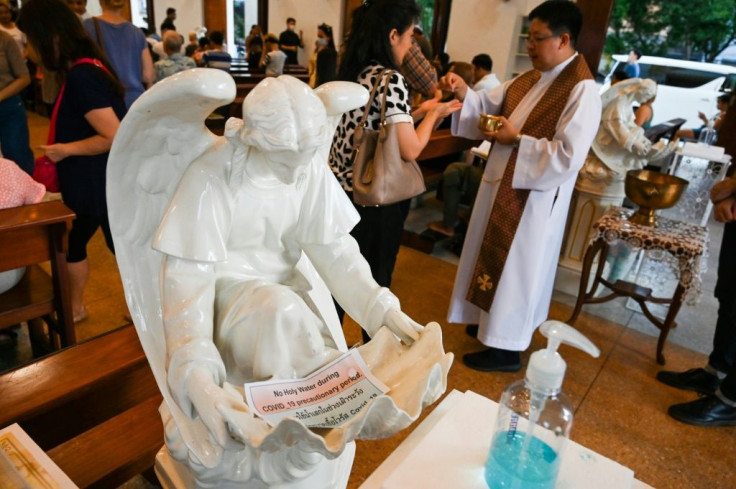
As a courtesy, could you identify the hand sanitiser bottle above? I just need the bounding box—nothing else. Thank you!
[485,320,600,489]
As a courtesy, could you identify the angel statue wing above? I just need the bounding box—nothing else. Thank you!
[107,68,235,465]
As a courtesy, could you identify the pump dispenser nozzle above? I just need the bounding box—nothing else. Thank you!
[526,320,600,394]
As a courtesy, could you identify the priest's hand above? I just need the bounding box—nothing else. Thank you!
[383,308,423,345]
[439,72,469,101]
[483,116,520,146]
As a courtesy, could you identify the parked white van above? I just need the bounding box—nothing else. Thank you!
[601,55,736,128]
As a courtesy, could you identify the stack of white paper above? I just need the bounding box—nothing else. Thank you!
[680,142,728,162]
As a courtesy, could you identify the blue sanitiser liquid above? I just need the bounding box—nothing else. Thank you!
[485,430,559,489]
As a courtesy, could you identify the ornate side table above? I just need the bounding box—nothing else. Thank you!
[568,207,708,365]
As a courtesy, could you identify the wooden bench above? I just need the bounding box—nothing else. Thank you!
[0,201,76,352]
[0,324,163,488]
[403,129,481,253]
[417,128,480,188]
[231,71,309,86]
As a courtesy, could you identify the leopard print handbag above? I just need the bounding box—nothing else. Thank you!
[350,69,426,206]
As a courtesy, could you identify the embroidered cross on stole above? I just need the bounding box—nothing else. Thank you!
[466,55,593,312]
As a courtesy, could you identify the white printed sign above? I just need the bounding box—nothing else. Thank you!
[244,349,389,428]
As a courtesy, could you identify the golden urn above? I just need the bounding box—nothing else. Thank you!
[625,169,688,226]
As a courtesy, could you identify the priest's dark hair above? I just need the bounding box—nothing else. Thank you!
[337,0,420,82]
[529,0,583,47]
[17,0,123,98]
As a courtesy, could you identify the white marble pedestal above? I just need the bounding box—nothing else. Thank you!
[155,442,356,489]
[556,156,626,296]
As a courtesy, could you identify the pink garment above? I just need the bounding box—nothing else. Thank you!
[0,158,46,209]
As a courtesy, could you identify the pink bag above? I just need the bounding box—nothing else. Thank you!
[32,155,60,192]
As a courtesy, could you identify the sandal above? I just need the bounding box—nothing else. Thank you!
[427,221,455,237]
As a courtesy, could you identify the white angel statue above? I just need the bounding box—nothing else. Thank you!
[106,69,452,489]
[582,78,677,188]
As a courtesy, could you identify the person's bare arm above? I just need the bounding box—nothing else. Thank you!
[41,107,120,162]
[396,99,462,161]
[714,111,727,131]
[634,105,652,127]
[711,177,736,203]
[141,47,155,88]
[714,197,736,222]
[0,73,29,102]
[439,72,469,101]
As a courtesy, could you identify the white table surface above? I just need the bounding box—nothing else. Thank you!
[360,390,655,489]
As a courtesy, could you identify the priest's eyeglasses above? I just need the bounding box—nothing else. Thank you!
[526,34,559,46]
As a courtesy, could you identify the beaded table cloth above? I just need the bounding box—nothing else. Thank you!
[591,207,708,305]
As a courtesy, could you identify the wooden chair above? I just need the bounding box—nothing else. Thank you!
[0,201,76,352]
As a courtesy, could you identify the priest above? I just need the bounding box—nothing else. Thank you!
[440,0,601,372]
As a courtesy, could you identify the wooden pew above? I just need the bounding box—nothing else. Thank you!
[231,71,309,86]
[0,201,76,352]
[0,324,163,488]
[403,129,481,253]
[417,128,479,186]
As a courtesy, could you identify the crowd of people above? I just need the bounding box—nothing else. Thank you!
[0,0,734,433]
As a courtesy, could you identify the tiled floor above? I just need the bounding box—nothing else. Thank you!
[2,111,733,489]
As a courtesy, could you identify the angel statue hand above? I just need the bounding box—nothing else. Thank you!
[632,138,651,156]
[383,308,424,345]
[185,367,256,451]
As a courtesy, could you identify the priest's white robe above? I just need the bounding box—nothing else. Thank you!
[448,54,601,351]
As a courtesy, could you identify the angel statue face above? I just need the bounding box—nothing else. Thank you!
[236,76,334,184]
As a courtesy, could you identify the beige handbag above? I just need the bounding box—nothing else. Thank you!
[351,69,426,206]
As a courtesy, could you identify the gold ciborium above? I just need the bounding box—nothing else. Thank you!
[625,169,688,227]
[478,114,503,132]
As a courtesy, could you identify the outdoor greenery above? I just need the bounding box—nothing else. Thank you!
[233,0,245,45]
[415,0,435,42]
[605,0,736,62]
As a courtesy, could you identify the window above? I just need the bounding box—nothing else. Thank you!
[416,0,435,41]
[721,74,736,93]
[343,0,452,61]
[639,64,723,89]
[232,0,245,58]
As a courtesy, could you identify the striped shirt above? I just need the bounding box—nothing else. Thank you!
[203,49,232,72]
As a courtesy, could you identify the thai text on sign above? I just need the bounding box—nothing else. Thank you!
[244,349,389,428]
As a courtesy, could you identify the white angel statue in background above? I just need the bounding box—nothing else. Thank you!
[581,78,677,190]
[107,69,451,489]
